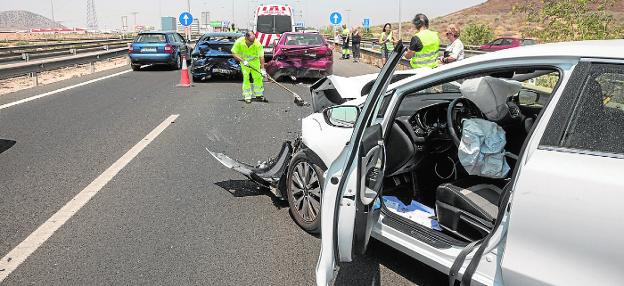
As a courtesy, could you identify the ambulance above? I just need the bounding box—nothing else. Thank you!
[253,4,295,59]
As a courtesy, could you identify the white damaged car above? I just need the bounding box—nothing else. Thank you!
[207,69,427,233]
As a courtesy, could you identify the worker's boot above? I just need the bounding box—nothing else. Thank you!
[254,96,267,102]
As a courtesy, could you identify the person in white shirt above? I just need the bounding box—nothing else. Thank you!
[440,24,465,64]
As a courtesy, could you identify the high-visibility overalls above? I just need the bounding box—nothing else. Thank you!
[341,27,351,58]
[409,30,440,69]
[231,37,264,100]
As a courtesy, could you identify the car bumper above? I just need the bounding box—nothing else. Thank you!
[266,59,333,80]
[129,53,175,65]
[191,57,241,79]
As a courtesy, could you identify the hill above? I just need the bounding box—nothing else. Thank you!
[369,0,624,43]
[0,10,65,31]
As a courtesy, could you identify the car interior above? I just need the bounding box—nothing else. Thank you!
[377,68,561,246]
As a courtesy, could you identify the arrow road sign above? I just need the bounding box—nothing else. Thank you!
[179,12,193,27]
[330,12,342,25]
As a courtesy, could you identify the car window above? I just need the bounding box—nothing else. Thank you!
[135,34,167,43]
[500,39,513,46]
[491,39,504,46]
[521,39,536,46]
[175,34,185,43]
[518,72,560,107]
[284,34,324,46]
[563,64,624,154]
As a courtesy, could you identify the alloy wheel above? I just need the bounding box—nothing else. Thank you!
[290,161,322,222]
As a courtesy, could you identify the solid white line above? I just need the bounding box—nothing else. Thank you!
[0,114,180,282]
[0,69,131,111]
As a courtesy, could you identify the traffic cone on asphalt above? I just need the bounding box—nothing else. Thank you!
[177,55,192,87]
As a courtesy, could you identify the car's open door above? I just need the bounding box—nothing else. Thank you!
[316,43,405,286]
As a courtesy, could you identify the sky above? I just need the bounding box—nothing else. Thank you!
[1,0,486,30]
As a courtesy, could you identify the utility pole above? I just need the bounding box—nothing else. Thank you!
[398,0,402,42]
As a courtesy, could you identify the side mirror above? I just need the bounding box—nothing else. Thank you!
[323,105,360,128]
[518,90,539,105]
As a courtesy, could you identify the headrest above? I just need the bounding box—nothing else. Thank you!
[460,76,522,121]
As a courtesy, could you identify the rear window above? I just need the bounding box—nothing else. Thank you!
[257,15,292,34]
[200,35,238,43]
[283,34,324,46]
[135,34,167,43]
[521,39,536,46]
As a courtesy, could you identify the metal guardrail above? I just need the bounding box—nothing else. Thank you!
[328,39,487,68]
[0,47,128,81]
[0,39,131,53]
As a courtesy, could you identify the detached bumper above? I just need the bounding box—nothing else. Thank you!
[206,141,299,198]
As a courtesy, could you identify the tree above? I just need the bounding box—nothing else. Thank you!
[515,0,623,42]
[462,23,495,46]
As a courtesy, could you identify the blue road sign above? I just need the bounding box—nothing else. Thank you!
[330,12,342,25]
[363,18,370,28]
[179,12,193,27]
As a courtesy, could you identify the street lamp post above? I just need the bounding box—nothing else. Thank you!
[345,9,351,28]
[398,0,402,42]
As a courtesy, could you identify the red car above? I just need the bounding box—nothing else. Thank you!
[479,37,536,52]
[265,32,333,80]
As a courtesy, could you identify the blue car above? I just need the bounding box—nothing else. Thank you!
[128,31,190,71]
[191,32,243,81]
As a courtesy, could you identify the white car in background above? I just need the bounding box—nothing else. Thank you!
[316,40,624,286]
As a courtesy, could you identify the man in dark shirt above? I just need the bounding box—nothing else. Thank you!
[405,14,441,69]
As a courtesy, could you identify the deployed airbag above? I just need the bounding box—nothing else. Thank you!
[460,76,522,121]
[458,119,510,178]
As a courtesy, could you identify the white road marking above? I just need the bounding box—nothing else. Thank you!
[0,114,179,282]
[0,69,131,111]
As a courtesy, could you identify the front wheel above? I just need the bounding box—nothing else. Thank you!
[131,64,141,71]
[287,150,326,234]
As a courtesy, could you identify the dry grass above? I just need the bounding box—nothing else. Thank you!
[0,57,129,96]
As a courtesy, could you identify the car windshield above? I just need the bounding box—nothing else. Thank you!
[283,34,324,46]
[201,36,238,43]
[257,15,292,34]
[135,34,167,43]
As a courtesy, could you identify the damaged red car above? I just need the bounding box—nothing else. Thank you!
[265,32,333,80]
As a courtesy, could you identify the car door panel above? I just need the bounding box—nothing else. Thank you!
[316,43,405,286]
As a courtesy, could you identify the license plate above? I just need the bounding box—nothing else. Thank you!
[307,54,317,58]
[141,48,157,53]
[264,47,272,53]
[213,68,234,74]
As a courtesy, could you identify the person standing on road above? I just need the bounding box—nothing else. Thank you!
[229,24,239,33]
[231,32,266,104]
[341,24,351,59]
[333,31,341,52]
[352,27,362,62]
[379,23,395,66]
[440,24,464,64]
[404,14,441,69]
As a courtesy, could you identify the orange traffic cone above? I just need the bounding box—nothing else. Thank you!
[177,54,192,87]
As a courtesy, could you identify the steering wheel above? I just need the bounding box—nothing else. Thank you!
[446,98,485,146]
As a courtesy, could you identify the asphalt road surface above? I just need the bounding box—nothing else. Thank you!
[0,56,447,285]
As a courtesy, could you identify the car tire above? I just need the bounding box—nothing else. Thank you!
[287,150,326,234]
[172,54,181,70]
[131,64,141,71]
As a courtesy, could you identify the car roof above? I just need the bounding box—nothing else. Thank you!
[138,31,177,34]
[475,40,624,61]
[282,32,320,36]
[200,32,243,37]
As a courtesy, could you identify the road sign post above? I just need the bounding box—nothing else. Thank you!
[179,12,193,40]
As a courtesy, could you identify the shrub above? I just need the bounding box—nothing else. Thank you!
[462,23,494,46]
